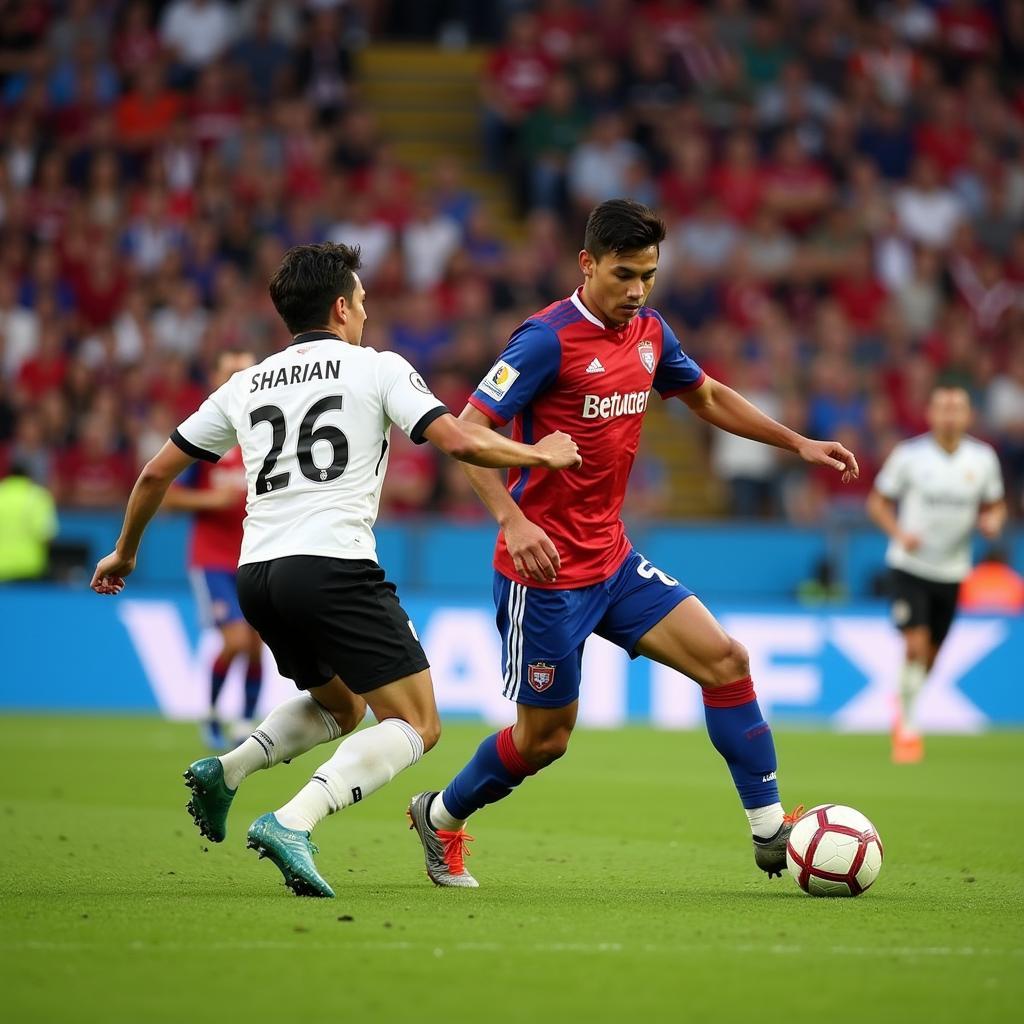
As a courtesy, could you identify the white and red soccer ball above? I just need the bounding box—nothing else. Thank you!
[786,804,883,897]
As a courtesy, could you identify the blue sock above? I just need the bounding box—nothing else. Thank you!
[441,727,537,821]
[703,676,780,810]
[243,659,262,720]
[209,653,231,718]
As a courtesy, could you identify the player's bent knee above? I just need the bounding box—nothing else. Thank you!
[330,702,367,735]
[703,638,750,689]
[518,726,572,768]
[414,715,442,754]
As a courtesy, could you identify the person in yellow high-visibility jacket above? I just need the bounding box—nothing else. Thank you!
[0,462,57,581]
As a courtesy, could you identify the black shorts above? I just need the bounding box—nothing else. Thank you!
[888,568,961,647]
[236,555,429,693]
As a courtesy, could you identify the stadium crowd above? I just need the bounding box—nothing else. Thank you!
[1,0,1023,526]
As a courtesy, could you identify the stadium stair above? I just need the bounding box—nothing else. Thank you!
[643,399,723,518]
[358,45,520,236]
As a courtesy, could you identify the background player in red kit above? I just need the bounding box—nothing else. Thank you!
[409,199,860,887]
[165,350,263,749]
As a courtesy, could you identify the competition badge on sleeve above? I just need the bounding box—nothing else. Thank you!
[479,360,521,402]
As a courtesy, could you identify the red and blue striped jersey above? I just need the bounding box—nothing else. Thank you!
[175,446,247,571]
[468,288,705,589]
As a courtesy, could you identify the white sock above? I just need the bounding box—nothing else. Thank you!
[746,802,785,840]
[275,718,425,834]
[428,792,466,832]
[899,660,927,737]
[218,694,342,790]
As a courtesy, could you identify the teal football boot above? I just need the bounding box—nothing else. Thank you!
[184,757,235,843]
[246,813,336,898]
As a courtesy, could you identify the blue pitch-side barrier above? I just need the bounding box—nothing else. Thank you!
[4,584,1021,730]
[51,512,1024,598]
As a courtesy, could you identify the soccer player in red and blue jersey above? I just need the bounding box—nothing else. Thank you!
[165,351,265,750]
[408,199,860,887]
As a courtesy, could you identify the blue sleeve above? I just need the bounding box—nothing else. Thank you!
[651,311,705,399]
[468,320,562,425]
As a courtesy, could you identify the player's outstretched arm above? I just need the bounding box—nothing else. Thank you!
[978,500,1007,539]
[682,376,859,482]
[90,441,195,595]
[423,412,581,470]
[866,488,920,551]
[444,405,566,583]
[162,485,238,512]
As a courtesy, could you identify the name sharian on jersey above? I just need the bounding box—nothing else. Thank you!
[582,389,650,419]
[249,360,342,392]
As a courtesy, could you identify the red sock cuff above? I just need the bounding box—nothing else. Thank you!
[496,726,538,777]
[702,676,756,708]
[212,653,232,676]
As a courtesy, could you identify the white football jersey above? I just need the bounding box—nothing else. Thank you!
[173,331,447,566]
[874,433,1004,583]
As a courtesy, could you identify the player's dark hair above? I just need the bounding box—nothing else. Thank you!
[584,199,666,260]
[269,242,363,335]
[931,382,971,402]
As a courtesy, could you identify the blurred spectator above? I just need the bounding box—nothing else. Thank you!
[0,273,39,378]
[937,0,997,67]
[2,410,52,486]
[856,100,915,181]
[390,291,453,371]
[114,64,184,154]
[294,6,353,123]
[893,247,944,338]
[481,12,554,170]
[895,157,964,249]
[378,430,438,518]
[958,546,1024,613]
[883,0,938,46]
[914,90,973,178]
[762,131,833,234]
[160,0,238,78]
[567,112,643,211]
[402,195,460,291]
[0,461,57,581]
[52,412,133,509]
[48,0,109,60]
[657,134,705,220]
[231,4,293,105]
[832,241,888,334]
[676,195,740,275]
[710,363,782,517]
[114,2,162,78]
[151,280,209,358]
[521,74,588,211]
[986,348,1024,503]
[711,132,763,226]
[328,193,394,284]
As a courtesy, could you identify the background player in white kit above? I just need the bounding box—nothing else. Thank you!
[867,386,1006,763]
[91,243,580,897]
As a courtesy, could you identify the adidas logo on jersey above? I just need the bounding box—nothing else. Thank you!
[581,390,650,419]
[585,358,605,374]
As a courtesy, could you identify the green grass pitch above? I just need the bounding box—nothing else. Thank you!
[1,717,1021,1023]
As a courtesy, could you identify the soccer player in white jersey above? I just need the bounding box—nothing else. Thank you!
[867,385,1006,763]
[91,243,581,897]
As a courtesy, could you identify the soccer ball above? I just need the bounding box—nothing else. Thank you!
[786,804,883,897]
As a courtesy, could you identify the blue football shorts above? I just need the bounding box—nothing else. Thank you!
[493,548,694,708]
[189,568,245,628]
